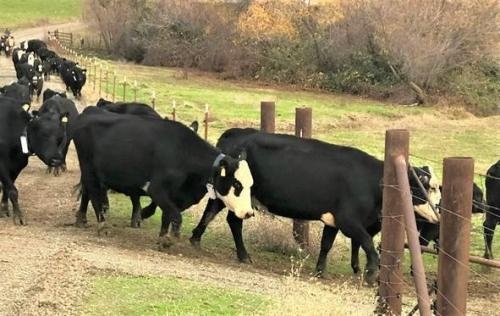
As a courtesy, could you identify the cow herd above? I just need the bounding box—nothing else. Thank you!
[0,37,499,286]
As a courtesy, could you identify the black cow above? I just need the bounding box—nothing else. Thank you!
[0,97,66,224]
[96,98,162,119]
[47,56,63,75]
[60,61,86,99]
[26,39,47,56]
[15,63,43,101]
[43,89,67,102]
[0,82,30,104]
[417,183,486,247]
[70,107,254,244]
[484,160,500,259]
[189,128,439,284]
[38,95,78,172]
[37,47,57,61]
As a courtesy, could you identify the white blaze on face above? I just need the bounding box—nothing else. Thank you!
[414,167,441,223]
[218,160,254,219]
[28,53,34,66]
[17,50,23,60]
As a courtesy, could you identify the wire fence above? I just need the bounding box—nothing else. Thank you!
[48,33,212,140]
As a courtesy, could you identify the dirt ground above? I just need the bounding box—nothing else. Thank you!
[0,24,499,316]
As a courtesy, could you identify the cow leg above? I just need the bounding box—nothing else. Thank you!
[0,183,9,217]
[148,186,182,249]
[90,192,108,235]
[190,198,225,247]
[140,201,157,220]
[130,195,142,228]
[341,224,379,286]
[227,211,251,263]
[351,239,361,275]
[315,225,339,276]
[75,185,89,227]
[484,213,497,259]
[0,166,25,225]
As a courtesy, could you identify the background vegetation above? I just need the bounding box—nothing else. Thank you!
[0,0,81,29]
[82,0,500,115]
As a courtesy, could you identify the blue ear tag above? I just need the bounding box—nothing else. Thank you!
[206,183,216,199]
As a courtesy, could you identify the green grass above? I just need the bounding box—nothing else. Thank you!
[80,275,269,316]
[0,0,81,29]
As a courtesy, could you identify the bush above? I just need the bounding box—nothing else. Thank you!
[83,0,500,114]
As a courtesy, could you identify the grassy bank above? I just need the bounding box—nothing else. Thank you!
[0,0,81,29]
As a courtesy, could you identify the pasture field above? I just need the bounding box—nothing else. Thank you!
[0,0,81,29]
[72,57,499,314]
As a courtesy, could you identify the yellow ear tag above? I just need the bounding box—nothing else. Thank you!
[220,166,226,177]
[22,104,30,111]
[61,116,68,123]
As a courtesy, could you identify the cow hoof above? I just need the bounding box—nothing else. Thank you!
[238,255,252,264]
[363,269,378,287]
[97,222,110,236]
[75,220,88,228]
[131,220,141,228]
[13,215,27,226]
[189,237,201,249]
[313,270,324,278]
[158,236,174,251]
[484,252,493,260]
[352,266,360,275]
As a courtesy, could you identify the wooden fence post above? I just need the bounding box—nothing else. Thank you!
[93,61,97,91]
[393,156,432,316]
[378,129,409,315]
[260,101,275,133]
[293,107,312,248]
[151,91,156,109]
[437,157,474,316]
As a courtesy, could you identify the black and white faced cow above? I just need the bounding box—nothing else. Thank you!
[0,97,67,224]
[189,128,439,284]
[417,182,486,247]
[70,108,254,245]
[484,160,500,259]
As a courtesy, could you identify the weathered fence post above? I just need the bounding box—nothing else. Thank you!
[293,107,312,248]
[437,157,474,316]
[172,100,176,121]
[70,33,73,47]
[393,156,432,316]
[204,104,209,141]
[378,129,408,315]
[112,72,116,102]
[123,76,127,102]
[260,101,275,133]
[151,91,156,110]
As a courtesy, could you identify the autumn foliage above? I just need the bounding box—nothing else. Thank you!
[85,0,500,114]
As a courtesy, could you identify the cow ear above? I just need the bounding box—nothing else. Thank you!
[190,121,199,133]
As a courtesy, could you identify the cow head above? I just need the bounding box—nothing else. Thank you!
[27,112,69,169]
[410,166,441,223]
[209,153,254,219]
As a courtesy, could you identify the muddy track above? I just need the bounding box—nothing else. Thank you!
[0,23,306,316]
